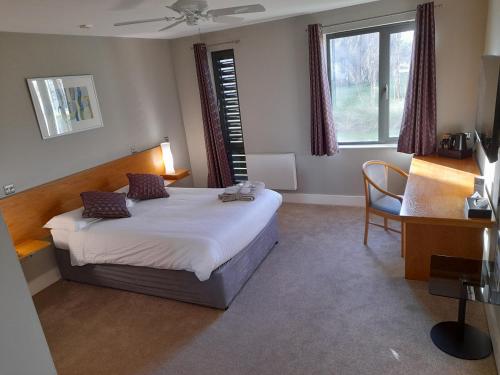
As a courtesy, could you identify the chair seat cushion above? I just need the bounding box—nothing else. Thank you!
[371,195,402,215]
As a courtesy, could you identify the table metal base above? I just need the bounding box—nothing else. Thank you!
[429,256,496,360]
[431,321,492,360]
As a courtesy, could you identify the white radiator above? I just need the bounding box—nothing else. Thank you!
[245,153,297,191]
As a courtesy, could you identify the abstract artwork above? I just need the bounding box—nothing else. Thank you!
[27,75,103,139]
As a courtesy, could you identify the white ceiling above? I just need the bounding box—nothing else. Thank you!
[0,0,377,40]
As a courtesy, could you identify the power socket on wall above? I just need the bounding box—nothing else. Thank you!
[3,184,15,195]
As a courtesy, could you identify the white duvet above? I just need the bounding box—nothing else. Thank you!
[66,187,282,281]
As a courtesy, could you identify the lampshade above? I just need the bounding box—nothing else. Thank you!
[161,141,175,175]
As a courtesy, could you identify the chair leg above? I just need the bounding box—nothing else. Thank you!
[364,209,369,245]
[384,218,388,231]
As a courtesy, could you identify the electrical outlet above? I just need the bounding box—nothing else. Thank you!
[3,184,15,195]
[130,146,137,154]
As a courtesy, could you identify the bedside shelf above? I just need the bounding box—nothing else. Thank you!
[162,168,190,180]
[16,239,51,260]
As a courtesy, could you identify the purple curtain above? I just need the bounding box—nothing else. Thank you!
[308,24,339,156]
[397,2,437,155]
[193,43,233,188]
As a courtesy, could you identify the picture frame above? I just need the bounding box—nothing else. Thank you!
[27,75,103,140]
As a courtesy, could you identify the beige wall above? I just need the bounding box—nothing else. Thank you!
[0,32,192,290]
[476,144,500,375]
[172,0,488,195]
[0,212,56,374]
[481,1,500,370]
[0,32,192,197]
[485,0,500,55]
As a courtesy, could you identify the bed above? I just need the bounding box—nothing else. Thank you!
[52,187,282,309]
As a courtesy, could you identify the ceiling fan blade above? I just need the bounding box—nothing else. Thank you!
[114,17,169,26]
[213,15,245,24]
[158,19,185,31]
[165,5,183,15]
[207,4,265,18]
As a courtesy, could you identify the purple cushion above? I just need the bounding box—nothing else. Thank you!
[127,173,169,200]
[81,191,131,219]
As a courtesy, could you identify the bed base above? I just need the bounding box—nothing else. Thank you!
[54,215,279,310]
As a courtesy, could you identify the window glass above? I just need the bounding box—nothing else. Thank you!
[330,32,380,143]
[327,23,415,144]
[389,30,415,138]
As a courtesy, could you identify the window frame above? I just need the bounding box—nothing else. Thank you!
[211,48,248,183]
[326,21,415,145]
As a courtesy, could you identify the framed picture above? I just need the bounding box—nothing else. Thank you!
[27,75,103,139]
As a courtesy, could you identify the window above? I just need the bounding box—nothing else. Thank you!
[326,22,415,144]
[211,49,248,183]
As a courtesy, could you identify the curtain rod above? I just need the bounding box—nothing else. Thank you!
[190,39,240,49]
[310,3,442,30]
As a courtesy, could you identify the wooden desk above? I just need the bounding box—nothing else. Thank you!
[400,155,495,280]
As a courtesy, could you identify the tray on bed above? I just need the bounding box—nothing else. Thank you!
[55,214,279,310]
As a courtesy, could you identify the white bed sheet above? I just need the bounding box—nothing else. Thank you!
[65,187,282,281]
[51,229,71,250]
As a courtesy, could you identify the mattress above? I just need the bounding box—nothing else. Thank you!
[51,229,71,250]
[61,187,282,281]
[55,214,279,309]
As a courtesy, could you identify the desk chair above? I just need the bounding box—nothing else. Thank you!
[362,161,408,256]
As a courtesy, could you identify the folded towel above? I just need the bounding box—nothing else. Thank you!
[219,181,265,203]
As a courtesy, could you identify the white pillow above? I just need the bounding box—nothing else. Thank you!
[43,207,101,232]
[115,185,129,194]
[115,186,135,208]
[44,188,136,232]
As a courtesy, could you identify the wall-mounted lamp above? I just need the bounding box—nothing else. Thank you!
[161,137,175,175]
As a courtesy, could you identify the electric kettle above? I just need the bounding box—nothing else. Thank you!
[449,133,468,151]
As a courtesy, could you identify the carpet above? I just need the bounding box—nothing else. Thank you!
[34,204,497,375]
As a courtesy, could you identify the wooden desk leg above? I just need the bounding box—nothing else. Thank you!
[401,221,406,258]
[404,222,484,281]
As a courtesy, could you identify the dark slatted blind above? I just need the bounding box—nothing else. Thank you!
[211,49,248,183]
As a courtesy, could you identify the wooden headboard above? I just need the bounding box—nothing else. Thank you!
[0,146,165,246]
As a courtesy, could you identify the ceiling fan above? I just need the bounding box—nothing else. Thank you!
[114,0,266,32]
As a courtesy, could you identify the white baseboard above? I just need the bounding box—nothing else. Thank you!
[28,267,61,296]
[282,193,365,207]
[485,304,500,374]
